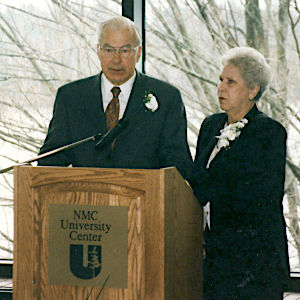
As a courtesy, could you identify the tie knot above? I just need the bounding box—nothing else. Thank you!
[111,86,121,98]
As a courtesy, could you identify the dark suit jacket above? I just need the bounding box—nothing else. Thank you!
[191,105,289,296]
[38,71,193,180]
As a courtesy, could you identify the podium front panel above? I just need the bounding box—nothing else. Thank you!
[13,166,202,300]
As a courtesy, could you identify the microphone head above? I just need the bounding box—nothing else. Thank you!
[95,118,129,150]
[117,117,129,128]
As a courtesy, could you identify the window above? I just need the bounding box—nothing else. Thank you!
[0,0,121,258]
[145,0,300,275]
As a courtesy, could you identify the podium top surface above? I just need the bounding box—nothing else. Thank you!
[14,165,185,191]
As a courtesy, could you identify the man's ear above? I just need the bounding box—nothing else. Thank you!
[136,45,142,63]
[97,44,101,61]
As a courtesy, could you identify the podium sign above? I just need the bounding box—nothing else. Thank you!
[48,204,128,287]
[13,166,203,299]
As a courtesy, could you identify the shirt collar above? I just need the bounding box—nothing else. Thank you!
[101,71,136,98]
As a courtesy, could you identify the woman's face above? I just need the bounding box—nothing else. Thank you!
[217,64,257,117]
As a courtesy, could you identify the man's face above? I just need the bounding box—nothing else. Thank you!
[97,27,142,85]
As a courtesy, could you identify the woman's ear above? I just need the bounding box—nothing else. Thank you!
[249,85,260,100]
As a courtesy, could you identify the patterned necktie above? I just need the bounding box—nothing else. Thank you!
[105,86,121,148]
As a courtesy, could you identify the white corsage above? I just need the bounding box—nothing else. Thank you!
[216,118,248,150]
[144,92,158,112]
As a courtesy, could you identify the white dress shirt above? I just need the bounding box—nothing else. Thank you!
[101,72,136,119]
[206,122,228,169]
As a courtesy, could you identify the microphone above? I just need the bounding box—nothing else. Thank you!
[95,118,129,150]
[0,132,103,174]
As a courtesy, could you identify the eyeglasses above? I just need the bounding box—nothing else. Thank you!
[100,46,139,58]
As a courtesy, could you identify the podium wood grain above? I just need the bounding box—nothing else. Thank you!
[13,166,202,299]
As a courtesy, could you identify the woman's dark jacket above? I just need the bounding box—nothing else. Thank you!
[190,105,290,298]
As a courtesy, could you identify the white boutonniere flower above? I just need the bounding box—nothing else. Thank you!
[216,118,248,150]
[144,92,158,112]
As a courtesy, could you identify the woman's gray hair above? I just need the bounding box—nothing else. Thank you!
[221,47,271,101]
[98,16,142,46]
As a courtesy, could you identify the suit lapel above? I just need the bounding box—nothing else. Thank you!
[206,105,261,166]
[86,73,107,133]
[201,115,227,168]
[123,71,147,121]
[111,72,146,151]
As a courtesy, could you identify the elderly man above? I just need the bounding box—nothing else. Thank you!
[38,16,193,180]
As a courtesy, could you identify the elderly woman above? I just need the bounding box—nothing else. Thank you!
[190,47,290,299]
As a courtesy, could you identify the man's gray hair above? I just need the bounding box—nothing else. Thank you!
[221,47,271,101]
[98,16,142,46]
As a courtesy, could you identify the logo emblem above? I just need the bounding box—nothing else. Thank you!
[70,244,102,279]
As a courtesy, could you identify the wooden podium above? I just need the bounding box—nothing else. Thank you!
[13,166,203,299]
